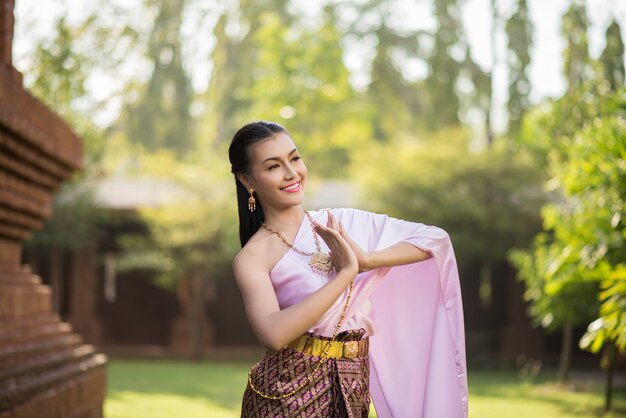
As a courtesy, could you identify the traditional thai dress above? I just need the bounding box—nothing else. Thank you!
[241,208,468,418]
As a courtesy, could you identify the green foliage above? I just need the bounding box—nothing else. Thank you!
[562,1,592,92]
[509,235,599,332]
[24,184,109,252]
[27,15,106,169]
[600,19,625,91]
[516,69,616,168]
[29,17,89,117]
[244,10,370,176]
[514,83,626,354]
[114,146,239,287]
[202,10,252,146]
[425,0,465,129]
[560,99,626,352]
[204,6,371,176]
[505,0,533,135]
[351,128,544,264]
[350,3,427,139]
[123,0,194,156]
[580,272,626,354]
[25,15,108,251]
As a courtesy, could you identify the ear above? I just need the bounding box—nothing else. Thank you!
[236,173,254,191]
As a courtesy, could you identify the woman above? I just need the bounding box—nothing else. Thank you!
[229,121,468,418]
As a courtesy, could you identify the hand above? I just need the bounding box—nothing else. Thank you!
[311,212,358,278]
[325,211,372,273]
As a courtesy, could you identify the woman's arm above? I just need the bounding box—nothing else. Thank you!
[234,256,355,351]
[234,214,358,351]
[363,241,432,270]
[331,211,432,273]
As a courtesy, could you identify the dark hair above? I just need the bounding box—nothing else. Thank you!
[229,120,289,247]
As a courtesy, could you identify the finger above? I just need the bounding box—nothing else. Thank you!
[315,224,347,249]
[328,212,339,231]
[313,220,333,235]
[318,229,343,245]
[312,219,328,234]
[313,223,341,243]
[315,217,340,234]
[338,221,349,239]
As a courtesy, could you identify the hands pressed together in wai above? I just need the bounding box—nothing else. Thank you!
[311,210,372,276]
[312,210,433,277]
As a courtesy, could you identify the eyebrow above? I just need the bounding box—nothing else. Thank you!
[262,148,298,164]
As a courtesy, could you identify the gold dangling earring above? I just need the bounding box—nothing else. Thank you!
[247,189,256,212]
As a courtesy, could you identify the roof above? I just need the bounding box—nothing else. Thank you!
[91,175,191,210]
[78,175,362,211]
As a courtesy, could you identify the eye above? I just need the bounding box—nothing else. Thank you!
[268,164,279,170]
[292,156,301,162]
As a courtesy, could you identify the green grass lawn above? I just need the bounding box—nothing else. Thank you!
[104,358,626,418]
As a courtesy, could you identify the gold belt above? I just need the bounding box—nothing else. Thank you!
[287,334,369,359]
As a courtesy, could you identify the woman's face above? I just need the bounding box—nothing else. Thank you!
[239,131,307,211]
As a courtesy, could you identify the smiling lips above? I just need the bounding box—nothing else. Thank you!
[281,181,302,193]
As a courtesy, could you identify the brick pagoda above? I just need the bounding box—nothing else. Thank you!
[0,1,107,416]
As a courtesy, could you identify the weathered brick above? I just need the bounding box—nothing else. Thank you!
[0,1,106,416]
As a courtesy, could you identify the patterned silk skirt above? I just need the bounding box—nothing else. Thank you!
[241,329,370,418]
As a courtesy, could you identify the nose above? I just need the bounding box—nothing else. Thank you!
[284,163,297,179]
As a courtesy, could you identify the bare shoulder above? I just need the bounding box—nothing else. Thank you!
[233,242,262,276]
[232,234,274,280]
[233,228,292,283]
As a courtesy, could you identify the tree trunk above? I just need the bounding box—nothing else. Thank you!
[605,341,615,411]
[558,321,573,384]
[479,263,492,310]
[190,275,205,361]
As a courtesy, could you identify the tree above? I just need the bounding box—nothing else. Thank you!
[510,222,599,383]
[516,71,607,169]
[510,8,624,384]
[205,3,370,176]
[24,14,113,312]
[117,147,238,360]
[203,4,257,146]
[425,0,465,130]
[565,94,626,409]
[351,127,545,352]
[562,1,591,92]
[351,127,544,270]
[515,72,626,405]
[339,0,426,140]
[599,18,625,92]
[505,0,533,136]
[27,15,107,168]
[124,0,194,155]
[366,19,425,141]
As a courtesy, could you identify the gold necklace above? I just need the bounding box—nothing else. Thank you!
[262,210,336,278]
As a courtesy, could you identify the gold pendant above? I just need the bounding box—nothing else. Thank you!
[309,252,335,278]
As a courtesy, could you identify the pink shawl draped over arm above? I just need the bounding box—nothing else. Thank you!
[332,208,468,418]
[268,207,468,417]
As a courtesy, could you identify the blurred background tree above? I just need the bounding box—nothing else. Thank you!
[23,15,110,312]
[510,1,625,406]
[123,0,195,156]
[504,0,532,137]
